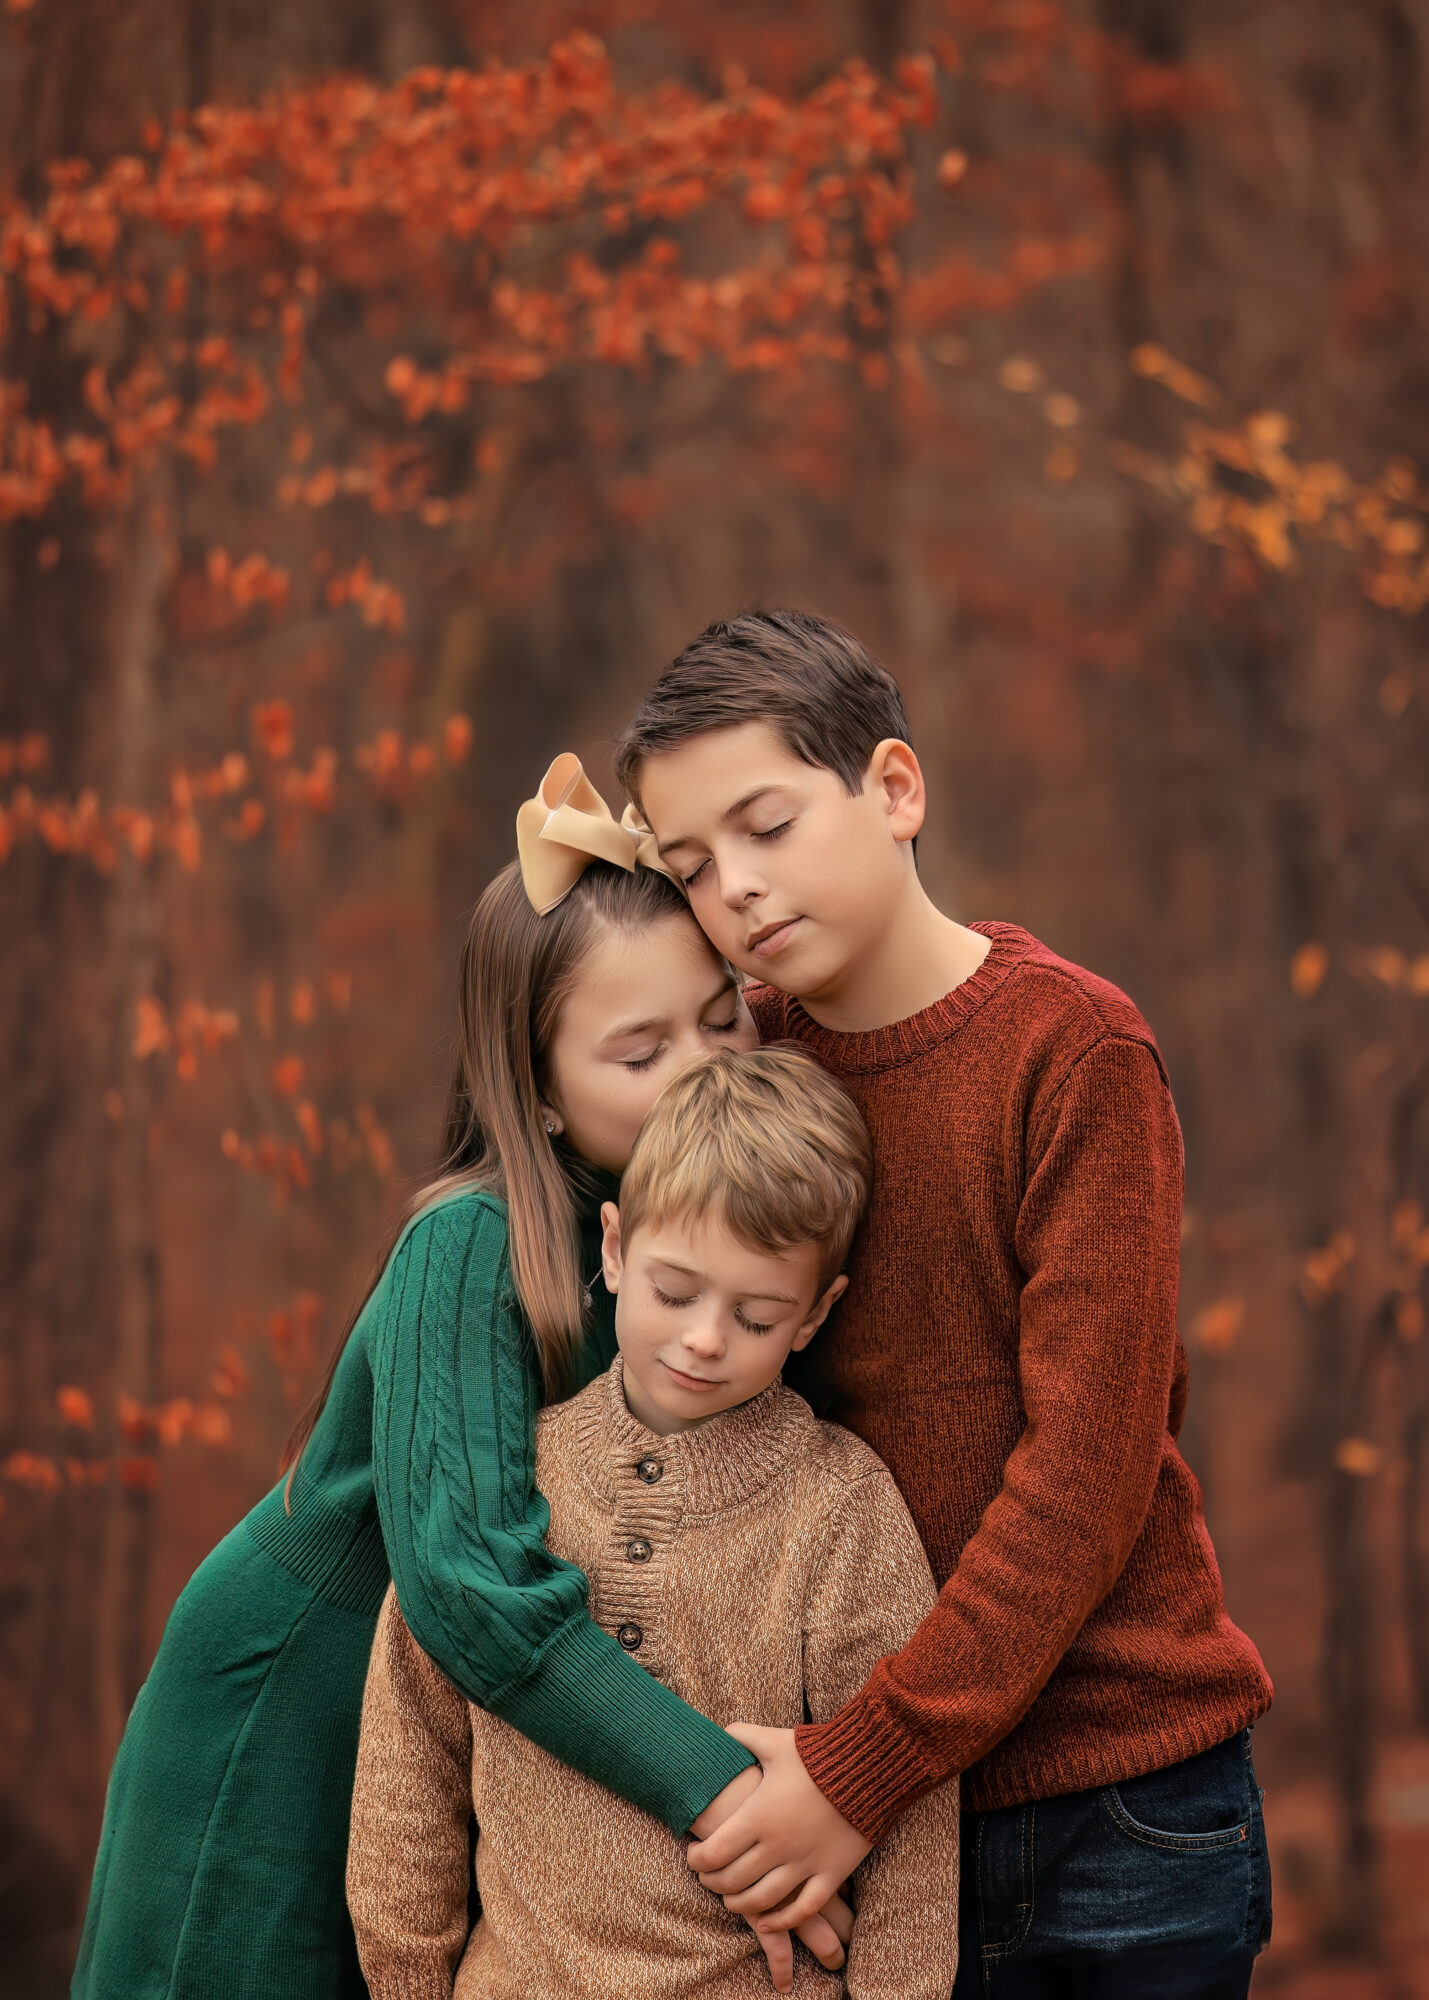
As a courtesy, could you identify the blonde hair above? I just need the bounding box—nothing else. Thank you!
[618,1047,872,1289]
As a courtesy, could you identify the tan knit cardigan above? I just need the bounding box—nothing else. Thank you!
[348,1358,959,1999]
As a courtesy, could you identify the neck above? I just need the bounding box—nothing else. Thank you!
[799,881,991,1033]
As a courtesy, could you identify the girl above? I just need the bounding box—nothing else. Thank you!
[72,757,795,2000]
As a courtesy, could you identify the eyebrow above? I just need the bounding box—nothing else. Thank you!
[656,785,786,858]
[595,976,738,1049]
[647,1258,799,1306]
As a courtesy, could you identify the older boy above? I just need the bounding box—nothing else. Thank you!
[347,1049,960,1999]
[617,610,1273,1999]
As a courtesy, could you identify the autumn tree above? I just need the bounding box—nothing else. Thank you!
[2,0,1426,1986]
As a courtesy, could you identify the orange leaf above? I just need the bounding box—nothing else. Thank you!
[156,1397,194,1447]
[1189,1298,1244,1354]
[211,1348,250,1399]
[271,1055,303,1099]
[4,1451,62,1492]
[193,1404,233,1448]
[118,1394,155,1444]
[296,1100,324,1155]
[1289,942,1328,999]
[133,996,171,1059]
[1334,1437,1382,1478]
[252,699,295,761]
[57,1385,95,1430]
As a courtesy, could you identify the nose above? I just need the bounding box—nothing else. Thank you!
[681,1316,725,1361]
[718,851,765,912]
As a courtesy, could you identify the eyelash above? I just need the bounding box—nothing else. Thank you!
[682,821,792,889]
[622,1014,740,1073]
[651,1284,775,1335]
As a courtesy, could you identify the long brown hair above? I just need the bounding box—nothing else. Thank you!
[281,856,694,1481]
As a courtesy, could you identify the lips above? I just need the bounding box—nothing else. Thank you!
[660,1359,722,1393]
[746,917,801,960]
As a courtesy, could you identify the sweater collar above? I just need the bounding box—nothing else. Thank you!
[765,919,1035,1074]
[574,1357,812,1515]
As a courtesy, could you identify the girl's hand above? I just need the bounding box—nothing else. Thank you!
[688,1724,872,1933]
[690,1766,852,1991]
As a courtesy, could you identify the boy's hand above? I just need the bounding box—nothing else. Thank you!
[688,1724,872,1932]
[691,1763,853,1991]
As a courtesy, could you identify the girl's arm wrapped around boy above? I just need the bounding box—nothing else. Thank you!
[372,1194,755,1833]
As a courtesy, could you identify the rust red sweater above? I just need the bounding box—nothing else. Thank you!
[749,921,1272,1838]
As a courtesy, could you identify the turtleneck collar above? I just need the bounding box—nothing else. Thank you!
[570,1357,813,1517]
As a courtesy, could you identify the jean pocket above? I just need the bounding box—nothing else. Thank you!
[1102,1782,1252,1851]
[1100,1737,1257,1853]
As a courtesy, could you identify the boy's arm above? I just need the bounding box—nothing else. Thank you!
[801,1465,960,2000]
[693,1034,1182,1923]
[347,1586,474,2000]
[796,1035,1183,1838]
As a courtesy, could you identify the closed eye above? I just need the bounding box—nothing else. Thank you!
[623,1046,663,1073]
[703,1013,740,1036]
[652,1283,697,1309]
[752,821,792,843]
[682,858,710,888]
[734,1308,775,1333]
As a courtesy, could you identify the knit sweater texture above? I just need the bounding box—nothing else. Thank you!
[750,921,1274,1837]
[71,1187,753,2000]
[348,1359,961,2000]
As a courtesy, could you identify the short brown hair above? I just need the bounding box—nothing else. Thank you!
[614,609,911,810]
[618,1046,873,1290]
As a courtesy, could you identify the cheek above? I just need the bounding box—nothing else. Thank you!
[690,880,739,939]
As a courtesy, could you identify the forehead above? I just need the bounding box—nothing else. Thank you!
[637,723,824,837]
[632,1209,822,1292]
[559,912,719,1026]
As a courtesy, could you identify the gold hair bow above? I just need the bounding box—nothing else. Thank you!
[516,752,678,915]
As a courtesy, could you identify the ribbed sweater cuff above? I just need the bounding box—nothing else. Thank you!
[493,1614,757,1835]
[795,1693,942,1844]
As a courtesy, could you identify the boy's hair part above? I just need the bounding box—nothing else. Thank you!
[618,1046,872,1291]
[614,608,911,812]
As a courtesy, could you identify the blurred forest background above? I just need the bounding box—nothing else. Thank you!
[2,0,1427,1993]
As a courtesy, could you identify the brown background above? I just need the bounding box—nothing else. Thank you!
[2,1,1427,1994]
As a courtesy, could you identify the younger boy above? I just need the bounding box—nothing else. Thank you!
[617,610,1274,1998]
[346,1048,960,1999]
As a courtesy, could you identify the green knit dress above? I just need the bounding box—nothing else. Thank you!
[71,1186,754,2000]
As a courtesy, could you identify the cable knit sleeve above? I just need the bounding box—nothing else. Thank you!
[801,1457,960,2000]
[371,1193,755,1835]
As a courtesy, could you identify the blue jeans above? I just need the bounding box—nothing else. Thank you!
[953,1731,1272,1998]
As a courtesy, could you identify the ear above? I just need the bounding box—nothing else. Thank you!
[538,1099,565,1139]
[789,1272,848,1352]
[600,1201,624,1295]
[866,738,926,846]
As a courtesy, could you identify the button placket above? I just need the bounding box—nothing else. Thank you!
[597,1448,681,1675]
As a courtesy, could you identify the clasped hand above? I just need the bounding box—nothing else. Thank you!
[688,1726,872,1994]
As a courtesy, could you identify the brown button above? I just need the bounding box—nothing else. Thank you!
[626,1538,652,1564]
[617,1622,643,1651]
[635,1456,663,1484]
